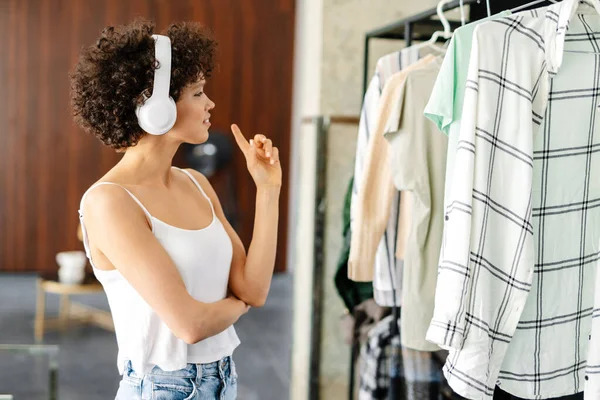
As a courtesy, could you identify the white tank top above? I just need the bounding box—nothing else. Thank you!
[78,167,240,375]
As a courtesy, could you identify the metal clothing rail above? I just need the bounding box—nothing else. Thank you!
[301,115,360,125]
[362,0,560,97]
[362,0,478,97]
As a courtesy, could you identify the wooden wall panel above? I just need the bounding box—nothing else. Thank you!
[0,0,295,274]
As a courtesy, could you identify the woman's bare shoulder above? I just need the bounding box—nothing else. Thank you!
[82,167,143,218]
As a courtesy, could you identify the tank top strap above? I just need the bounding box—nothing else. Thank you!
[78,183,155,262]
[173,167,216,216]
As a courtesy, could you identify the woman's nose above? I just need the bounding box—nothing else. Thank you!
[207,97,215,111]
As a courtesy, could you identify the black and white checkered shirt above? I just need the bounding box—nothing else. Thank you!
[426,0,600,398]
[359,315,447,400]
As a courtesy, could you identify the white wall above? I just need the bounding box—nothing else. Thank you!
[289,0,324,398]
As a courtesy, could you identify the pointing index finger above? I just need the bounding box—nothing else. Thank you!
[231,124,249,152]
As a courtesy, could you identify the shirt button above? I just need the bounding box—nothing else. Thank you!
[445,215,449,221]
[585,375,589,381]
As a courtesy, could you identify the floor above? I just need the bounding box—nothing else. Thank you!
[0,273,293,400]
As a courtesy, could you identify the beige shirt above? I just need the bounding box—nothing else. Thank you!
[348,55,435,283]
[385,58,445,351]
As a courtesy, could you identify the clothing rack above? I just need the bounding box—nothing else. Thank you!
[361,0,559,96]
[356,3,478,396]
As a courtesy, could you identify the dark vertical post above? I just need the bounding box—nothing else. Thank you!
[309,116,329,400]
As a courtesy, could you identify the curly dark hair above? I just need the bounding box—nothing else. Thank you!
[70,19,218,150]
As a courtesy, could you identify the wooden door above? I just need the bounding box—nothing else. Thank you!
[0,0,294,274]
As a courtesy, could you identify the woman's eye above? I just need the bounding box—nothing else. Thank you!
[195,92,204,97]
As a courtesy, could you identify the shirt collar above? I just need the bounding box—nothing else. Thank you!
[548,0,600,74]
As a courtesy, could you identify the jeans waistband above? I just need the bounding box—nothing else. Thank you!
[125,356,233,379]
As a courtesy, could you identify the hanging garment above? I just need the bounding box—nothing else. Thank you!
[352,54,440,351]
[335,177,374,312]
[424,10,512,208]
[352,300,392,398]
[348,46,421,308]
[383,58,447,351]
[426,1,600,399]
[358,314,447,400]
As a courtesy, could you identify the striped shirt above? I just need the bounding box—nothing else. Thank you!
[349,47,420,306]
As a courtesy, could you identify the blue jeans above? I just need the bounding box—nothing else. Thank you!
[115,356,237,400]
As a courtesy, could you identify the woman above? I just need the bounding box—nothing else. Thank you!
[70,19,281,399]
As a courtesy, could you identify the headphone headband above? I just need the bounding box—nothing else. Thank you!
[150,34,172,98]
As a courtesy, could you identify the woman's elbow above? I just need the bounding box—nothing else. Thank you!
[241,290,269,308]
[172,315,209,345]
[245,297,266,308]
[230,282,267,308]
[179,325,209,345]
[180,331,199,345]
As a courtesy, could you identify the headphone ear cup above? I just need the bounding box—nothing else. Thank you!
[136,96,177,135]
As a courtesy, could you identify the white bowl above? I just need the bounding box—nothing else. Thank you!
[56,251,87,270]
[56,251,87,284]
[58,267,85,285]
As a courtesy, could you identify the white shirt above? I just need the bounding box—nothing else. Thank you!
[426,1,600,398]
[349,47,420,306]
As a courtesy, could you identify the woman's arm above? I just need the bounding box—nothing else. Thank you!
[187,170,280,308]
[187,124,282,308]
[83,184,249,344]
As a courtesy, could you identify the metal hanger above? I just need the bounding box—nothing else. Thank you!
[413,0,453,52]
[459,0,466,26]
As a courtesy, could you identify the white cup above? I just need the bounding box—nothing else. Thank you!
[56,251,87,285]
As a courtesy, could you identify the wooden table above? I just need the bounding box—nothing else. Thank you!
[34,272,114,342]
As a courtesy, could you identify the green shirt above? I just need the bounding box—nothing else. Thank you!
[423,11,511,206]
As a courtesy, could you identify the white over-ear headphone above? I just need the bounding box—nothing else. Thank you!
[135,34,177,135]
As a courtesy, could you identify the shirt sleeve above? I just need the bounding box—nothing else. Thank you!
[348,76,381,281]
[425,31,480,350]
[424,37,457,136]
[350,76,380,226]
[348,78,398,282]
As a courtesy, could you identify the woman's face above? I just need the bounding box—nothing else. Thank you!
[170,79,215,144]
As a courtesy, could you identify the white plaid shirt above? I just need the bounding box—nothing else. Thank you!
[351,47,420,306]
[426,1,600,399]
